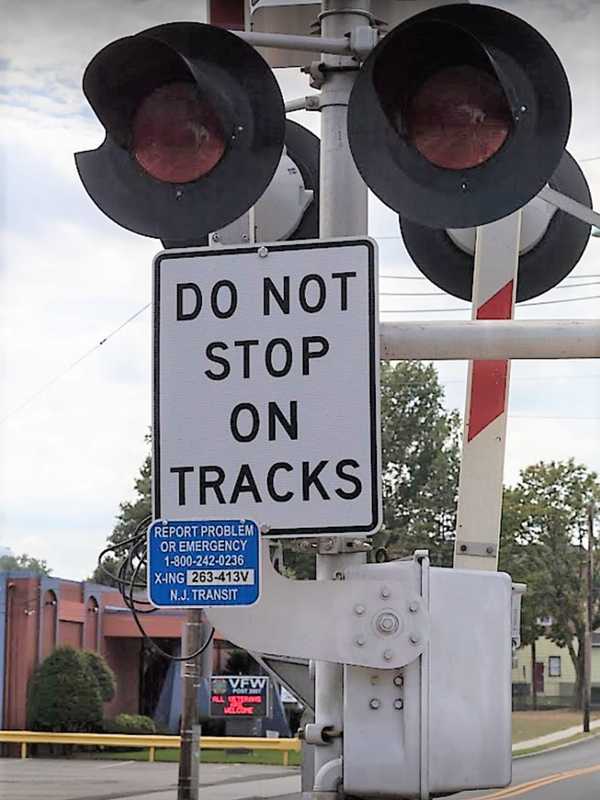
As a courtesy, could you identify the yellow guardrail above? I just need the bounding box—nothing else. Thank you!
[0,731,301,766]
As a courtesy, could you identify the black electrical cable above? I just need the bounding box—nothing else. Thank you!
[97,517,151,588]
[97,515,216,660]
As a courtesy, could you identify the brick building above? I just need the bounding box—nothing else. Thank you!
[0,570,229,730]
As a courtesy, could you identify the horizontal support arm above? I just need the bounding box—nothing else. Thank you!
[285,95,320,113]
[540,186,600,228]
[380,320,600,360]
[230,30,351,55]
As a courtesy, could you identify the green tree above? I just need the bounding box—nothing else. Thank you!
[92,446,151,586]
[499,488,547,708]
[224,649,260,675]
[28,647,103,732]
[82,651,116,703]
[282,362,461,576]
[504,460,600,708]
[0,552,51,575]
[379,361,460,564]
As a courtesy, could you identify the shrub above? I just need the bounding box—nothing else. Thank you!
[82,651,116,703]
[103,713,156,735]
[28,647,102,732]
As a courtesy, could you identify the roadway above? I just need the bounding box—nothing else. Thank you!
[454,735,600,800]
[0,737,598,799]
[0,759,300,800]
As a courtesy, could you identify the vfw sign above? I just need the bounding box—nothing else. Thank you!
[153,239,381,537]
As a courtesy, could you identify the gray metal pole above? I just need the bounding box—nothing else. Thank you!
[318,0,369,239]
[583,504,594,733]
[312,3,370,797]
[178,610,204,800]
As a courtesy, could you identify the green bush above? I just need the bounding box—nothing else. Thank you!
[82,651,116,703]
[28,647,103,732]
[103,714,156,735]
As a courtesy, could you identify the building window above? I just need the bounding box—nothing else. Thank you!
[548,656,561,677]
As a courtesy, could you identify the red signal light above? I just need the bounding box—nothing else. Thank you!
[132,82,226,183]
[405,66,512,170]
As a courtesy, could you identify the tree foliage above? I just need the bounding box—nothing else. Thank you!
[92,446,151,586]
[501,460,600,707]
[224,648,260,675]
[282,361,461,576]
[28,647,103,732]
[0,552,51,575]
[379,361,461,564]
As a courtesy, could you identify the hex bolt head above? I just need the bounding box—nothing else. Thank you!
[355,635,366,647]
[375,612,400,635]
[409,633,421,645]
[369,698,381,710]
[354,604,366,616]
[258,246,269,258]
[380,586,391,599]
[383,649,394,661]
[408,601,419,613]
[393,699,404,711]
[393,674,404,688]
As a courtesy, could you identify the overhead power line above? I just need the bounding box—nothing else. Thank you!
[0,304,150,426]
[380,272,600,281]
[381,281,600,297]
[381,293,600,313]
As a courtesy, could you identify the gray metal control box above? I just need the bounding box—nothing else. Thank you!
[343,556,512,799]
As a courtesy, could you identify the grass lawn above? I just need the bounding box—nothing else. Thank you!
[512,710,600,743]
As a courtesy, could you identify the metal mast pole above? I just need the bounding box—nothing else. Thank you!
[583,503,594,733]
[312,2,369,797]
[178,610,204,800]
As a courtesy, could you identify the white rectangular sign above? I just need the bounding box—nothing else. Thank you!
[153,239,381,537]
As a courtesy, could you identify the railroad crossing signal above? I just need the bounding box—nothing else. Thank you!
[348,3,572,230]
[400,150,593,302]
[76,22,285,246]
[75,4,600,799]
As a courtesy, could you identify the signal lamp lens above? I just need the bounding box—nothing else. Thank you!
[132,82,226,183]
[405,66,512,170]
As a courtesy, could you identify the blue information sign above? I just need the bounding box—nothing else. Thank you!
[147,519,260,608]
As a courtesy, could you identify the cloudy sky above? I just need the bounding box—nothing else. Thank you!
[1,0,599,579]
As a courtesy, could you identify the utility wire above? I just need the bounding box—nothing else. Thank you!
[0,304,150,426]
[379,273,600,280]
[381,281,600,296]
[381,293,600,313]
